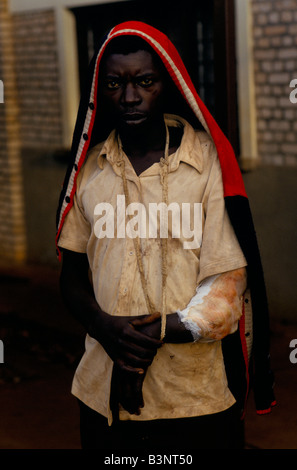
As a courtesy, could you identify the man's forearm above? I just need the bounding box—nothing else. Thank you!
[177,268,247,341]
[138,268,247,344]
[163,313,194,343]
[134,312,194,343]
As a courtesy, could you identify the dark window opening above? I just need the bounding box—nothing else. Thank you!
[71,0,239,155]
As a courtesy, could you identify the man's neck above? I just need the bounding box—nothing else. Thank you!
[118,119,183,176]
[119,118,167,159]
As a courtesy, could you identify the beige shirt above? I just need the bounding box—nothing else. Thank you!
[58,115,247,424]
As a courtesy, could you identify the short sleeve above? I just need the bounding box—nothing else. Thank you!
[58,190,91,254]
[197,151,247,284]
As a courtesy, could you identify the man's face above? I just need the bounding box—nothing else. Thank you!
[100,49,165,131]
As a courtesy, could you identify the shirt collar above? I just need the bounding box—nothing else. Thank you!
[97,114,204,174]
[97,129,120,171]
[164,114,203,174]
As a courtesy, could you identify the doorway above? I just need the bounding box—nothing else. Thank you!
[71,0,239,154]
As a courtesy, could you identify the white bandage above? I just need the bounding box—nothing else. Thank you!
[177,268,247,342]
[177,275,219,341]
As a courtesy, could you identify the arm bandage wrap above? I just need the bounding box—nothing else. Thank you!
[177,268,247,342]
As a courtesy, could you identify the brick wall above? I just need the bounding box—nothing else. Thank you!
[0,0,26,263]
[0,4,64,264]
[252,0,297,166]
[12,9,63,150]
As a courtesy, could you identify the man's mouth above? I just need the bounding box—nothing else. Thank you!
[121,112,147,123]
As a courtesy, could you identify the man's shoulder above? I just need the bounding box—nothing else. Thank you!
[193,129,217,167]
[194,129,215,149]
[76,140,106,190]
[80,141,106,172]
[86,140,106,163]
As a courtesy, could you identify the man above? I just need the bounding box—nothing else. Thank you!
[56,22,275,449]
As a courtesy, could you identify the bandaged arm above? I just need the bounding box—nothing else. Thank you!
[177,268,247,342]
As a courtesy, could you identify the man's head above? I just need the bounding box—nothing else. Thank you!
[98,36,168,134]
[90,32,201,146]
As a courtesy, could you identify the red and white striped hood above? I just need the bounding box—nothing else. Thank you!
[56,20,247,255]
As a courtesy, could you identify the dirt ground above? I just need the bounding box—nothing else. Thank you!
[0,263,296,450]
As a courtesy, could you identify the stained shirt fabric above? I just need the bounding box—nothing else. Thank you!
[58,114,247,424]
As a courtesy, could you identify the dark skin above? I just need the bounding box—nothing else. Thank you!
[60,50,192,416]
[99,50,183,175]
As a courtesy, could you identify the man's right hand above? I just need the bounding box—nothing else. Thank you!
[88,311,163,415]
[88,311,163,375]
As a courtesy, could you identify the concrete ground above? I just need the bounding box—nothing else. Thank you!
[0,263,296,450]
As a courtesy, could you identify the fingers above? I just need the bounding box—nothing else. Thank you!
[116,358,144,375]
[117,322,162,370]
[130,312,161,327]
[127,318,163,347]
[102,314,163,376]
[119,333,160,358]
[130,313,163,343]
[116,342,156,371]
[120,321,163,353]
[120,376,145,415]
[114,365,145,415]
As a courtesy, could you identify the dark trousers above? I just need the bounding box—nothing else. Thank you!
[78,400,245,450]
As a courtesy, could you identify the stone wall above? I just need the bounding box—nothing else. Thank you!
[0,0,26,263]
[13,9,63,150]
[251,0,297,166]
[0,4,64,264]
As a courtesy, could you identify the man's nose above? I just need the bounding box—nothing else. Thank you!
[121,82,141,105]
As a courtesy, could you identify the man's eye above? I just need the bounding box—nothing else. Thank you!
[106,80,120,89]
[138,77,153,87]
